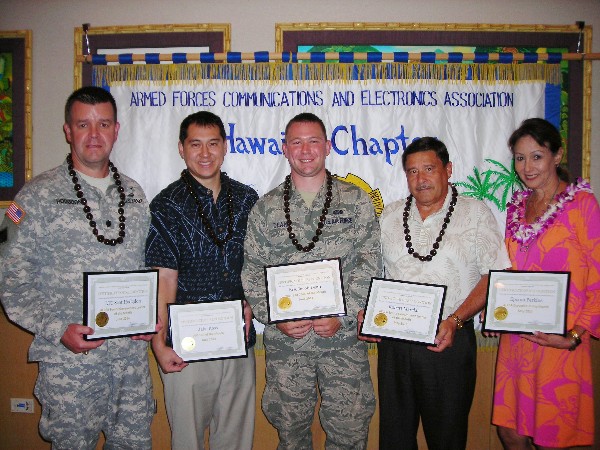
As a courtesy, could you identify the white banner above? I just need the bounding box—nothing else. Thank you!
[109,77,545,219]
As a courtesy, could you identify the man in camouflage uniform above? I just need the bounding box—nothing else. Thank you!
[242,112,382,449]
[0,87,154,449]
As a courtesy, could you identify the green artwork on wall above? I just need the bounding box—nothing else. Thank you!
[0,52,14,188]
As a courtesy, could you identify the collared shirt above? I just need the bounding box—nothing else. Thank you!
[146,172,258,305]
[380,188,511,317]
[0,159,150,364]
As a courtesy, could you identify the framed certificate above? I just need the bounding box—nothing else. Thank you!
[482,270,570,334]
[168,300,247,362]
[360,278,447,344]
[264,258,346,323]
[83,269,158,340]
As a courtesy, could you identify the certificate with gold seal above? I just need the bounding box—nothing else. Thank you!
[360,278,446,345]
[264,258,345,323]
[482,270,570,334]
[83,270,158,340]
[168,300,247,362]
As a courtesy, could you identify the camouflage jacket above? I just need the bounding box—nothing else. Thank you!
[0,160,150,364]
[242,176,382,351]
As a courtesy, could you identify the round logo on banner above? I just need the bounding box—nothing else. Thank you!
[335,173,384,217]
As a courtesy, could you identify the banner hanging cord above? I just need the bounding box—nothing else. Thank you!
[78,50,600,65]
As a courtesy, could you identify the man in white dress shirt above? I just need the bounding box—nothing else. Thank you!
[359,137,510,450]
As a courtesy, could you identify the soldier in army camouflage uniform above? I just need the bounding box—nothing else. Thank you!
[242,112,382,450]
[0,87,154,449]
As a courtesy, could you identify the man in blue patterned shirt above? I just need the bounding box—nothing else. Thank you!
[145,111,258,450]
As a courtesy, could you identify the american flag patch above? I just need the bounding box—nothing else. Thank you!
[6,201,25,225]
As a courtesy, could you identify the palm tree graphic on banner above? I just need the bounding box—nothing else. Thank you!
[455,159,524,212]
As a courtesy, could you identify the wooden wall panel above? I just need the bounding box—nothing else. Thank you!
[0,313,597,449]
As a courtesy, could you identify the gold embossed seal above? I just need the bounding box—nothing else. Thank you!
[181,337,196,352]
[95,311,109,327]
[494,306,508,321]
[374,313,388,327]
[278,296,292,310]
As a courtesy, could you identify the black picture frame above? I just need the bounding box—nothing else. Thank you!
[0,30,32,207]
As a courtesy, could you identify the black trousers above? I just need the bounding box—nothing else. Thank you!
[377,321,477,450]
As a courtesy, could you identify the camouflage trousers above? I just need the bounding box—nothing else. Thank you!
[35,357,153,450]
[263,341,375,450]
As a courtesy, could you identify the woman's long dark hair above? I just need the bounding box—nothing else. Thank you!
[508,118,570,183]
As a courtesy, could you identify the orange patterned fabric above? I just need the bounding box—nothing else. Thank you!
[492,185,600,447]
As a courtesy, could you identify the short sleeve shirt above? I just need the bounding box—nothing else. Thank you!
[380,190,511,317]
[146,172,258,305]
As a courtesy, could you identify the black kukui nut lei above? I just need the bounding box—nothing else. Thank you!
[67,154,125,246]
[403,184,458,262]
[180,169,234,248]
[284,170,333,252]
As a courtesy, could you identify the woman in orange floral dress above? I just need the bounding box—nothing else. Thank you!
[492,118,600,449]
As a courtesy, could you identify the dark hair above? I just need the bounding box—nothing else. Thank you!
[64,86,117,123]
[401,137,450,169]
[508,118,570,182]
[179,111,226,143]
[284,112,327,139]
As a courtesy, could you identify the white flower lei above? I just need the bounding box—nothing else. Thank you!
[506,178,592,247]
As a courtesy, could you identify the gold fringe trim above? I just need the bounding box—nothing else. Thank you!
[94,62,561,86]
[254,333,265,356]
[367,342,378,356]
[476,332,500,352]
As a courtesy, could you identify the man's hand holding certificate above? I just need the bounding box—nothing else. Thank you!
[482,270,570,334]
[83,270,158,340]
[265,258,346,323]
[168,300,247,362]
[360,278,446,345]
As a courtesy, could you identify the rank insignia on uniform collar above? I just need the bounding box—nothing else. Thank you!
[6,201,25,225]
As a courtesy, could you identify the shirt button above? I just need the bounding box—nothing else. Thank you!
[218,227,224,232]
[223,272,228,278]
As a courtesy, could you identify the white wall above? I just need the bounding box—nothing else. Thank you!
[1,0,599,192]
